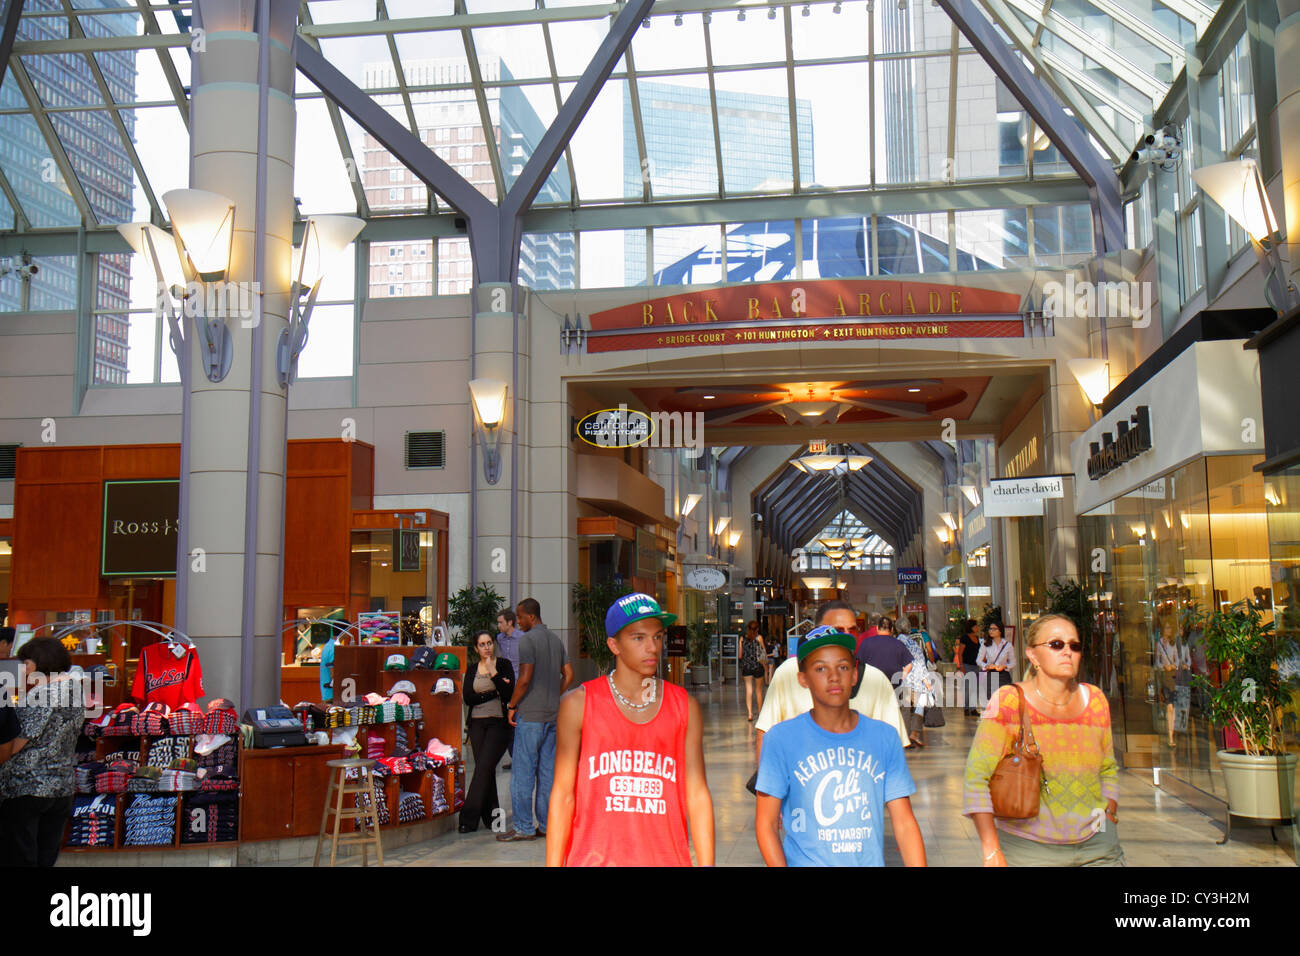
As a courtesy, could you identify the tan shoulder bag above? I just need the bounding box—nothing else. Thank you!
[988,684,1043,819]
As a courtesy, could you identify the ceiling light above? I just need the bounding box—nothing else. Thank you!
[768,5,777,17]
[907,387,921,393]
[737,8,745,19]
[1067,358,1110,407]
[702,394,716,400]
[801,576,835,590]
[847,549,864,558]
[791,444,872,474]
[823,550,845,559]
[674,13,683,25]
[778,400,845,426]
[829,558,844,568]
[818,537,847,549]
[681,493,702,517]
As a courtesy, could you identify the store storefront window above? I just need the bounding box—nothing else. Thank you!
[1264,466,1300,741]
[349,528,441,642]
[1080,455,1271,796]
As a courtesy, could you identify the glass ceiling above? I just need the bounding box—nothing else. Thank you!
[0,0,1216,232]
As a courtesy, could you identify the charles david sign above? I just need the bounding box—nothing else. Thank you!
[102,480,179,577]
[983,476,1066,517]
[1087,406,1153,480]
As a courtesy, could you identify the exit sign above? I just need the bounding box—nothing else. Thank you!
[809,440,827,454]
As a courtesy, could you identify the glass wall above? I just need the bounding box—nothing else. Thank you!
[1264,467,1300,740]
[1079,455,1271,797]
[349,528,442,640]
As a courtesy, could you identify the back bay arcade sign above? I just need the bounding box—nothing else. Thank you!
[585,278,1024,354]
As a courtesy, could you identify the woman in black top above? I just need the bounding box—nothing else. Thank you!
[954,619,982,716]
[460,630,516,833]
[740,621,767,722]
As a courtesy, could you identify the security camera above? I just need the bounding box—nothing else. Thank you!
[751,512,763,523]
[1132,129,1180,171]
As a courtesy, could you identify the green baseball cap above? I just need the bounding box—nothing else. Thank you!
[433,652,459,671]
[796,625,857,663]
[605,592,677,637]
[384,653,409,671]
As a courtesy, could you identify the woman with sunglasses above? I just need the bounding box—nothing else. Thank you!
[962,614,1123,867]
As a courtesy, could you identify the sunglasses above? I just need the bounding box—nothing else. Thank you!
[1033,639,1083,653]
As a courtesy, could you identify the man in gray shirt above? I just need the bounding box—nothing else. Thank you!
[498,597,573,842]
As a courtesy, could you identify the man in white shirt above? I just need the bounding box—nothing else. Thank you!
[756,600,910,757]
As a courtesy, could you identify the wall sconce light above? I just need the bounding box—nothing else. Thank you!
[960,484,980,507]
[727,530,741,549]
[681,492,702,517]
[940,512,957,531]
[934,527,950,545]
[1192,158,1298,313]
[1067,357,1111,408]
[469,377,509,484]
[279,214,364,387]
[714,516,731,536]
[162,188,236,381]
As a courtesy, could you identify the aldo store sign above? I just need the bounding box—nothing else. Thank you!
[1086,406,1152,480]
[102,480,179,577]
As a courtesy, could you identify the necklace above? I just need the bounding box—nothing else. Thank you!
[608,674,657,711]
[1033,682,1075,708]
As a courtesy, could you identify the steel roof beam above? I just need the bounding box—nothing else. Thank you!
[932,0,1124,253]
[0,0,24,95]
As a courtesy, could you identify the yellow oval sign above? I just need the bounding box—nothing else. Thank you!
[576,407,655,449]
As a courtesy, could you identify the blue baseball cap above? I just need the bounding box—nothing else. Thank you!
[605,592,677,637]
[796,624,857,663]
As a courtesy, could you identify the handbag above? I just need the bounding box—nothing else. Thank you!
[924,703,946,727]
[988,684,1043,819]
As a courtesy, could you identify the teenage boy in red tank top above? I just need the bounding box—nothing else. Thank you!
[547,593,715,866]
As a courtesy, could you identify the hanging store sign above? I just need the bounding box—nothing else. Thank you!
[684,566,729,591]
[743,576,775,588]
[1086,406,1153,480]
[575,407,654,448]
[101,480,179,577]
[897,567,926,586]
[983,476,1066,517]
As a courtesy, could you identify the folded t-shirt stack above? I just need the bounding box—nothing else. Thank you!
[424,738,459,767]
[397,790,426,823]
[181,792,238,843]
[196,764,238,792]
[429,773,449,816]
[393,724,411,757]
[76,761,105,794]
[146,736,190,768]
[193,734,236,768]
[67,795,116,847]
[159,759,198,792]
[353,785,389,827]
[168,703,205,735]
[132,702,171,736]
[365,732,386,761]
[123,794,177,846]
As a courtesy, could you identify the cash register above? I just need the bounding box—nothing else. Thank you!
[243,704,309,748]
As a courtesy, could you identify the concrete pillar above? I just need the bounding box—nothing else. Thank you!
[180,0,297,708]
[1278,0,1300,295]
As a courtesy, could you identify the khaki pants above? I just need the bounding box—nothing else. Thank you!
[997,824,1126,867]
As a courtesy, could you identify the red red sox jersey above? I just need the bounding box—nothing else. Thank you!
[132,643,205,709]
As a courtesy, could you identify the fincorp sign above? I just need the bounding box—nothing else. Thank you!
[1087,406,1153,480]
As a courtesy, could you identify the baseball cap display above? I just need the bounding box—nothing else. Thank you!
[795,625,857,663]
[389,679,417,695]
[433,652,459,671]
[433,677,456,695]
[409,646,436,670]
[384,654,409,671]
[604,592,677,638]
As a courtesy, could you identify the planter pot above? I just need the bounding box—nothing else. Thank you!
[1216,750,1298,820]
[688,665,711,686]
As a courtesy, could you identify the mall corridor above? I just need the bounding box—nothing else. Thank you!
[342,684,1296,868]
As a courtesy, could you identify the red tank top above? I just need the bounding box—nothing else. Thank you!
[564,677,693,867]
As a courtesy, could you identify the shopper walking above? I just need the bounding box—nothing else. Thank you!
[955,619,982,715]
[898,626,932,748]
[977,621,1014,692]
[547,593,714,866]
[0,637,88,867]
[499,598,573,842]
[963,614,1124,867]
[855,615,913,694]
[496,609,525,764]
[459,630,515,833]
[740,620,767,721]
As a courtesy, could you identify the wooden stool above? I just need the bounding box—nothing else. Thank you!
[314,758,385,867]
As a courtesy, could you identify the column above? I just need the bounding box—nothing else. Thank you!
[1278,0,1300,295]
[179,0,297,708]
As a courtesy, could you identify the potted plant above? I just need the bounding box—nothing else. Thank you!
[447,584,507,649]
[1192,600,1299,822]
[687,620,714,686]
[571,579,632,676]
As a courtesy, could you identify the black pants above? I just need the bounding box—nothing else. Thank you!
[461,716,510,831]
[0,794,74,867]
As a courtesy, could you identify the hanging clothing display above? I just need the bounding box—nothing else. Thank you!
[131,641,205,709]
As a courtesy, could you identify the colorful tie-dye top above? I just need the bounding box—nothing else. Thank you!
[963,683,1119,845]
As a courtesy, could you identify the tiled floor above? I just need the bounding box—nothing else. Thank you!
[315,681,1299,867]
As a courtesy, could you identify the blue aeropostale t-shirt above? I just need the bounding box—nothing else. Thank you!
[756,711,915,867]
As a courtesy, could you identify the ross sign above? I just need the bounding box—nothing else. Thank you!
[575,407,654,449]
[685,566,729,591]
[101,480,179,577]
[897,567,926,586]
[743,576,775,588]
[983,475,1066,517]
[1087,405,1152,480]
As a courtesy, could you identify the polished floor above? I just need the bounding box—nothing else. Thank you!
[319,680,1298,867]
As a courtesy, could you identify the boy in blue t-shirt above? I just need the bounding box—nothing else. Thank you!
[755,625,926,867]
